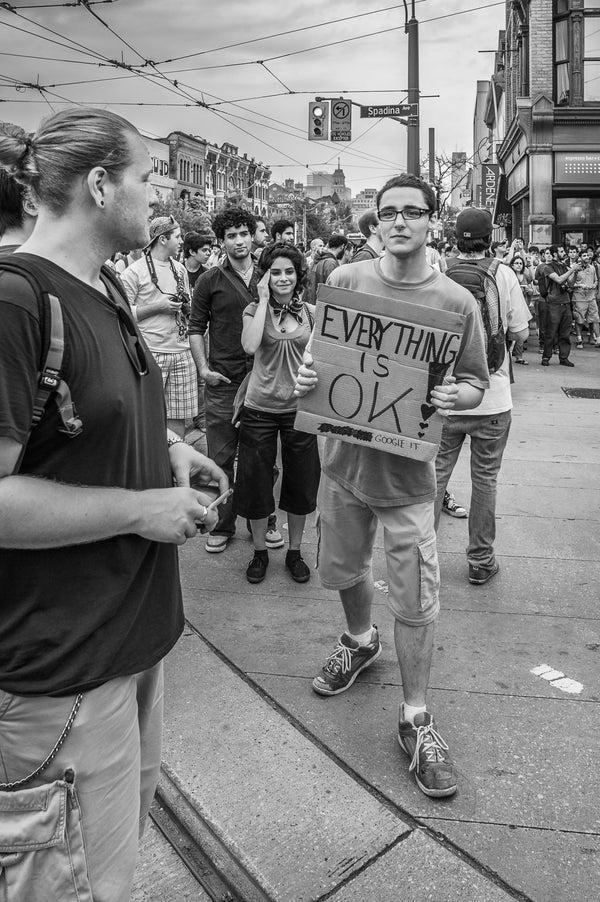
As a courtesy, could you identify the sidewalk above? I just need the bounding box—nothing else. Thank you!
[141,341,600,901]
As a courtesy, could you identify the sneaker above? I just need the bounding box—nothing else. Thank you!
[559,358,575,367]
[442,490,467,518]
[576,341,584,350]
[285,551,310,583]
[246,550,268,584]
[312,629,382,696]
[245,516,284,549]
[541,358,550,366]
[205,534,229,553]
[266,516,284,549]
[397,708,457,798]
[468,561,499,585]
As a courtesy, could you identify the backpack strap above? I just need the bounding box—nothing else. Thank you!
[0,257,82,447]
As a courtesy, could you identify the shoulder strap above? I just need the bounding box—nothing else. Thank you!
[0,257,82,458]
[218,263,257,306]
[484,256,501,277]
[303,302,314,330]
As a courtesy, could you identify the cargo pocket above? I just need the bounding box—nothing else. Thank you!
[0,771,92,902]
[416,535,440,614]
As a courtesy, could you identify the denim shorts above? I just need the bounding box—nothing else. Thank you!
[316,474,440,627]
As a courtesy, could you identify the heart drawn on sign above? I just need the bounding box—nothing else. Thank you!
[420,403,436,421]
[419,421,429,430]
[418,432,425,438]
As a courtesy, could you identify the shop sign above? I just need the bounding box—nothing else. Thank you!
[481,164,500,209]
[555,152,600,184]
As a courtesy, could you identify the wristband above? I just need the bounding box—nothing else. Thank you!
[167,432,185,448]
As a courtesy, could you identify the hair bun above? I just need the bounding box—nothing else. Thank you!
[0,123,33,171]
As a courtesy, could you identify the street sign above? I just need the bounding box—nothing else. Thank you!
[360,104,414,118]
[330,99,352,142]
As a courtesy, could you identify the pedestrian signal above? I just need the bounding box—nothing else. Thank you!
[308,101,329,141]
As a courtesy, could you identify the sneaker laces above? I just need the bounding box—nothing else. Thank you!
[444,491,457,510]
[407,721,450,773]
[323,642,355,676]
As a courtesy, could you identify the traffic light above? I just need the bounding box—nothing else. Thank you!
[308,101,329,141]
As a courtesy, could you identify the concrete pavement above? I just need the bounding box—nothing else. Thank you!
[137,339,600,901]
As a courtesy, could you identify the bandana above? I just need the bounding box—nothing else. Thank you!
[269,293,304,326]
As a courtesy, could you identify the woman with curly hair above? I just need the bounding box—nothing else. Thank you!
[234,242,320,584]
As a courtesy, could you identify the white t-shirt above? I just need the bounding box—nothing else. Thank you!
[121,256,191,353]
[449,258,531,417]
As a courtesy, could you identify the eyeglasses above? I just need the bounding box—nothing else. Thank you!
[377,206,431,222]
[116,305,149,377]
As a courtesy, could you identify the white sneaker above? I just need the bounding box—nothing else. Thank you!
[265,527,284,549]
[442,491,467,518]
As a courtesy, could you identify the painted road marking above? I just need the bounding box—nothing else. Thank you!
[530,664,583,694]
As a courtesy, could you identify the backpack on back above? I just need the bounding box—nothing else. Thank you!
[536,265,550,299]
[0,256,130,468]
[445,256,506,374]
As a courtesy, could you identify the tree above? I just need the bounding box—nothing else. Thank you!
[152,196,213,236]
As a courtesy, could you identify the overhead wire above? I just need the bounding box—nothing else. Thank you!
[0,0,504,182]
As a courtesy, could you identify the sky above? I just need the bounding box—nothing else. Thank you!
[0,0,506,195]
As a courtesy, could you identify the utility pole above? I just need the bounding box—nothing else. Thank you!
[428,128,435,183]
[406,0,420,175]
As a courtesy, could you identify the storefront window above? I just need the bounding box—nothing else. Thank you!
[584,17,600,100]
[555,18,570,105]
[556,196,600,223]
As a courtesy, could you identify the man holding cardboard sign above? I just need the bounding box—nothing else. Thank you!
[294,174,489,798]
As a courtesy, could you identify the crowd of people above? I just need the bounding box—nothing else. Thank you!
[0,106,593,901]
[430,234,600,365]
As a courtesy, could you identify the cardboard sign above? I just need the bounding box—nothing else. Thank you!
[295,284,466,462]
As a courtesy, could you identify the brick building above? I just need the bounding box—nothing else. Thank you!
[493,0,600,246]
[163,132,271,216]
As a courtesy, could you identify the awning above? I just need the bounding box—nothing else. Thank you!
[492,174,512,226]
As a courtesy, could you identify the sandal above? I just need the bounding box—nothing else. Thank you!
[514,359,529,365]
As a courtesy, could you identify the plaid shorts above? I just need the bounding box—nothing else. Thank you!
[152,349,198,420]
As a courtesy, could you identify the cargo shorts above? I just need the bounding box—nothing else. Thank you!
[0,662,163,902]
[316,474,440,627]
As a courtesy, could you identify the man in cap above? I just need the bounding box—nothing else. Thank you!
[121,215,197,438]
[434,207,530,585]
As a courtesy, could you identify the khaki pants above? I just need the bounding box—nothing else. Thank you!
[0,663,163,902]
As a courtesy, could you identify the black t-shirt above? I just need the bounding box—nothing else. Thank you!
[189,260,258,384]
[185,262,207,290]
[0,254,184,696]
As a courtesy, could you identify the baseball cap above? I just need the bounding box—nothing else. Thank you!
[144,215,178,249]
[455,207,493,240]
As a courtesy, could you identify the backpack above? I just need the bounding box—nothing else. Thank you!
[0,256,129,463]
[536,265,549,299]
[445,256,506,374]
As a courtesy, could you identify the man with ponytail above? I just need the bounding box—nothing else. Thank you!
[0,110,227,902]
